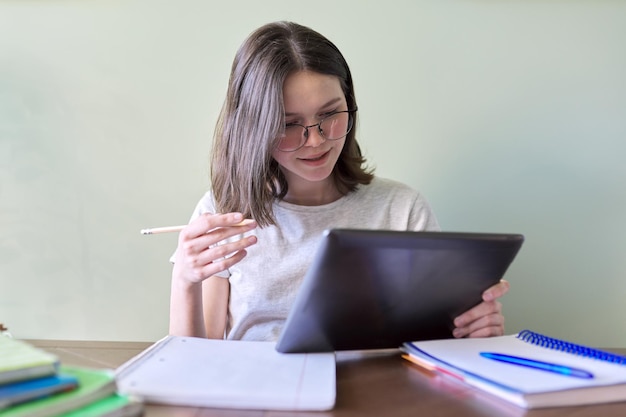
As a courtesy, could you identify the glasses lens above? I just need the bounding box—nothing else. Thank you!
[276,111,354,152]
[320,112,352,140]
[278,125,306,151]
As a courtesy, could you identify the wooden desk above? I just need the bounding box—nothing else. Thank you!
[28,340,626,417]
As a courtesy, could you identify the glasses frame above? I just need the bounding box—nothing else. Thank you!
[276,108,358,152]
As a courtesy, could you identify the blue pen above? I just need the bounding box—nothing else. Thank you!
[480,352,594,379]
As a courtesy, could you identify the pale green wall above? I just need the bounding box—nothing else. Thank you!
[1,0,625,346]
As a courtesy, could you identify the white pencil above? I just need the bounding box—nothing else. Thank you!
[140,219,255,235]
[140,225,186,235]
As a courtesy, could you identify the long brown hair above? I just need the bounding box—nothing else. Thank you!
[211,21,374,227]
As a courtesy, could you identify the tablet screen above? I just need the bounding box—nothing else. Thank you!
[276,229,524,353]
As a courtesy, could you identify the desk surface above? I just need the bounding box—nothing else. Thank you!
[28,339,626,417]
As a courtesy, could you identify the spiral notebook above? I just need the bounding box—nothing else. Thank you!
[402,330,626,409]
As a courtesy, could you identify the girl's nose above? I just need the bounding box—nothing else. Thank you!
[304,125,325,147]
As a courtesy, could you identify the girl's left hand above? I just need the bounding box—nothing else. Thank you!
[452,280,510,338]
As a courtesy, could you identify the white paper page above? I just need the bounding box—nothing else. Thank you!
[116,336,336,410]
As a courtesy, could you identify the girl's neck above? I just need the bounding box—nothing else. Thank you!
[282,177,342,206]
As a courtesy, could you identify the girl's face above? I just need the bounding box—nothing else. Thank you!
[272,70,347,201]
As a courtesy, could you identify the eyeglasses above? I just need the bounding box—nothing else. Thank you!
[276,109,357,152]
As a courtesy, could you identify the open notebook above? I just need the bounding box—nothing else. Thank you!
[402,330,626,409]
[115,336,336,411]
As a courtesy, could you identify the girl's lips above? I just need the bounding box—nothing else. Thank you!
[302,153,326,161]
[298,150,331,165]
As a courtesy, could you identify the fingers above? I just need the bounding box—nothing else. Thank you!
[193,234,257,270]
[482,279,510,302]
[174,212,258,284]
[453,300,504,338]
[179,241,255,283]
[451,279,510,337]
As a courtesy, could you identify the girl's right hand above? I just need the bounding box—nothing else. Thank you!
[173,212,257,285]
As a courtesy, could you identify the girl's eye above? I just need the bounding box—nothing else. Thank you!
[320,110,337,118]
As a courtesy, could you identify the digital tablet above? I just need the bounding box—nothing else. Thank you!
[275,229,524,353]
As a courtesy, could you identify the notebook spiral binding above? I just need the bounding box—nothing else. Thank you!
[517,330,626,365]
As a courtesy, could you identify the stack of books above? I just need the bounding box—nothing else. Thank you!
[0,334,142,417]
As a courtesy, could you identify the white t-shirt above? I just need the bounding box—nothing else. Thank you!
[181,177,440,341]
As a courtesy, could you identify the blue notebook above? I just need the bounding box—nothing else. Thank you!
[0,373,79,409]
[1,366,117,417]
